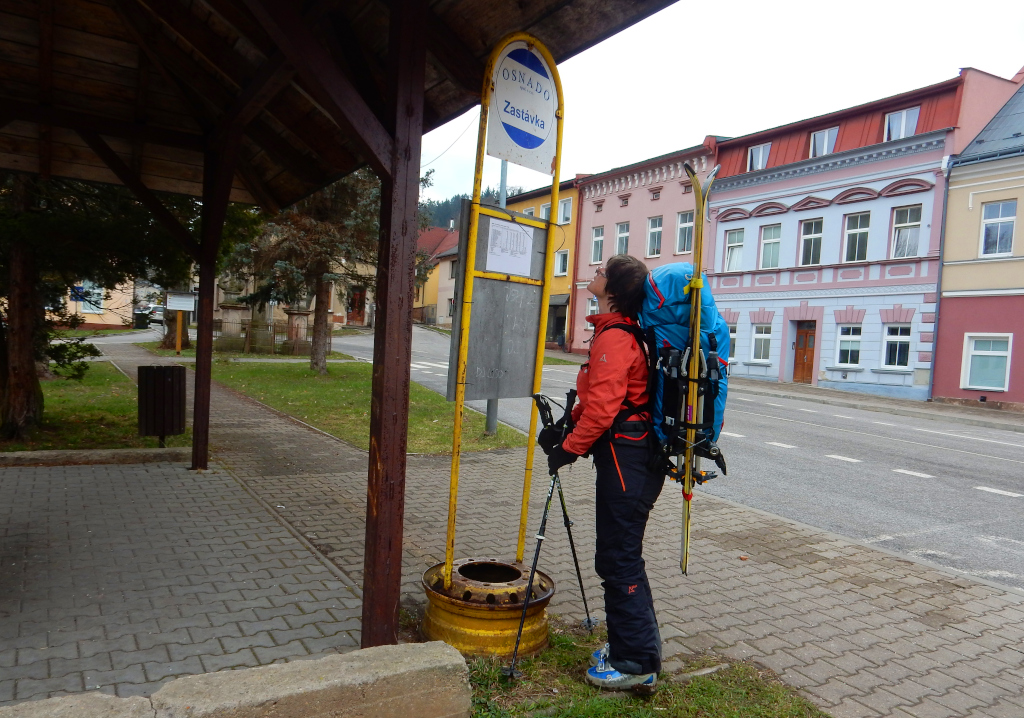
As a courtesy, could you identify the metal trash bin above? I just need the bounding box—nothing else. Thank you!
[133,311,150,329]
[138,365,186,447]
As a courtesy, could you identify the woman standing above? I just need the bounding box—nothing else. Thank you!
[542,254,663,694]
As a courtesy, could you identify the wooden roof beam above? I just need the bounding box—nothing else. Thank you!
[78,131,201,262]
[38,0,54,179]
[6,100,206,151]
[213,53,295,143]
[424,10,485,96]
[235,157,279,214]
[241,0,393,179]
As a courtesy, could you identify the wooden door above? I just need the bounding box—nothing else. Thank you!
[793,321,816,384]
[347,287,366,325]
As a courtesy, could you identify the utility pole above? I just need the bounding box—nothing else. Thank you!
[485,160,508,435]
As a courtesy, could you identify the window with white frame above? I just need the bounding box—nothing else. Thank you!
[620,197,629,207]
[651,190,660,200]
[800,219,823,266]
[615,222,629,255]
[883,325,911,368]
[884,107,920,142]
[554,250,569,276]
[845,213,870,262]
[760,224,781,269]
[728,324,737,360]
[892,205,922,259]
[961,334,1012,390]
[558,197,572,224]
[836,325,862,365]
[981,200,1016,256]
[810,127,838,157]
[587,297,599,318]
[447,298,455,316]
[591,226,604,263]
[523,207,535,216]
[595,203,603,213]
[752,325,771,361]
[747,142,771,171]
[449,259,458,279]
[540,203,551,220]
[725,229,744,271]
[78,280,105,314]
[676,211,693,253]
[647,216,663,257]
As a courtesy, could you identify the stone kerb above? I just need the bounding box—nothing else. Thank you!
[0,644,470,718]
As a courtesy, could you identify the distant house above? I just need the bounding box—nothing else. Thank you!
[67,281,134,329]
[933,79,1024,409]
[414,225,460,325]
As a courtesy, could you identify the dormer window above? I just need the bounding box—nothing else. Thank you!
[810,127,838,158]
[885,107,920,142]
[747,142,771,171]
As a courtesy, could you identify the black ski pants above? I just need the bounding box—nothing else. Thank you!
[593,438,664,675]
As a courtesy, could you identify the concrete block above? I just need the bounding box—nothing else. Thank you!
[151,642,470,718]
[0,692,153,718]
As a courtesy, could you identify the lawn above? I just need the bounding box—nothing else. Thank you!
[59,327,137,338]
[470,617,830,717]
[136,342,354,361]
[544,356,581,365]
[211,361,526,454]
[0,361,190,452]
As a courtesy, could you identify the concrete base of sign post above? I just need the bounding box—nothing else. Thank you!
[0,643,470,718]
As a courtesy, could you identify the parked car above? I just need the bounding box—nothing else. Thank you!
[143,304,165,324]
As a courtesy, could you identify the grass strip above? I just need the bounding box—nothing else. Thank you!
[136,342,353,361]
[0,361,190,452]
[470,617,830,717]
[60,327,138,337]
[211,361,526,454]
[543,356,582,365]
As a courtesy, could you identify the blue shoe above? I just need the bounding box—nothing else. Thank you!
[589,643,609,667]
[585,663,658,694]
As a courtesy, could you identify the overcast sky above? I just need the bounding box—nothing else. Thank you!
[419,0,1024,204]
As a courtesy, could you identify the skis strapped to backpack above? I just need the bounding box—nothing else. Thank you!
[640,162,728,574]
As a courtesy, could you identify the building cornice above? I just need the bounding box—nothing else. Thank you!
[712,283,936,302]
[710,131,948,195]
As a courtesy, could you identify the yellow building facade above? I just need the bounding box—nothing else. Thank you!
[505,176,584,346]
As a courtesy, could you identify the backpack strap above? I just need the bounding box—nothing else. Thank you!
[597,322,655,428]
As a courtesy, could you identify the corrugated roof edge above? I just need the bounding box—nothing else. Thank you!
[576,142,711,184]
[951,145,1024,168]
[507,177,581,203]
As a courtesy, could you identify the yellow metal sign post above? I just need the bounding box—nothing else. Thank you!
[443,32,564,590]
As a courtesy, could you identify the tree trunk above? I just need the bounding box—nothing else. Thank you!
[160,310,192,350]
[1,241,44,439]
[309,271,331,375]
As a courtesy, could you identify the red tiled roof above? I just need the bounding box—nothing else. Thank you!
[418,227,459,263]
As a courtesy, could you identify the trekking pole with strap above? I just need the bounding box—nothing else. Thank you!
[504,391,594,679]
[678,162,719,575]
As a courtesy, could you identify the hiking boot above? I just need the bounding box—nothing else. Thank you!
[589,643,609,667]
[585,663,658,695]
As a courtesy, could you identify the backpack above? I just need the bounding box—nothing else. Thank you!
[636,262,730,473]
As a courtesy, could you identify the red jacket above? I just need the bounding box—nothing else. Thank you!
[562,312,649,455]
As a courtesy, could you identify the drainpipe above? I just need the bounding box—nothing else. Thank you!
[567,178,584,353]
[929,155,955,401]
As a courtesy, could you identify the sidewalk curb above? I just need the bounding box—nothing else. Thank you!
[730,385,1024,434]
[703,492,1024,599]
[0,447,190,467]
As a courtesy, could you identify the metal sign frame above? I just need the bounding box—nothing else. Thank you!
[443,32,564,589]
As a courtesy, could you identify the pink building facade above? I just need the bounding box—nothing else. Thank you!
[572,142,717,348]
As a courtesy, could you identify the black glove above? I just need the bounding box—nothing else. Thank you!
[537,417,565,455]
[548,443,578,474]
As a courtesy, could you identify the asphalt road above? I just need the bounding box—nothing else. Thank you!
[334,326,1024,592]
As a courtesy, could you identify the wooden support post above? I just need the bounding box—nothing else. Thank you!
[360,0,427,649]
[191,131,242,471]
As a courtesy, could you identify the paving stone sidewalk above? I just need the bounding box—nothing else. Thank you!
[10,343,1023,717]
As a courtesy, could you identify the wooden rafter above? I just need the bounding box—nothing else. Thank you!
[6,100,205,151]
[241,0,394,179]
[77,130,201,262]
[38,0,54,179]
[235,157,279,214]
[425,10,485,97]
[131,53,150,175]
[214,53,294,141]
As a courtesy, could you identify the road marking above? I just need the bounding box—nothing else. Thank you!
[721,432,745,438]
[422,362,449,368]
[766,441,796,448]
[834,415,855,419]
[893,469,933,478]
[874,421,896,426]
[794,408,818,413]
[975,486,1024,497]
[732,409,1024,465]
[910,426,1024,449]
[765,402,784,407]
[732,397,754,402]
[826,455,861,462]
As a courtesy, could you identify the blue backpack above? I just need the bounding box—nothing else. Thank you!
[634,262,730,474]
